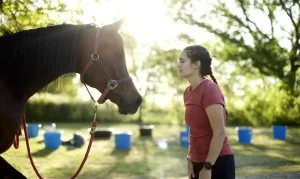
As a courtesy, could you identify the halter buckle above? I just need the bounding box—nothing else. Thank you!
[91,53,99,61]
[107,80,118,90]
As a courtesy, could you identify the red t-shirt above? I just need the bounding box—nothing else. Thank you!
[184,79,233,163]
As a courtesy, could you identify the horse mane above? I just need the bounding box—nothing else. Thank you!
[0,23,97,97]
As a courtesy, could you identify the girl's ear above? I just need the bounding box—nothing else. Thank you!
[194,61,201,68]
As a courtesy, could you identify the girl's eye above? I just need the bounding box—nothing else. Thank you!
[177,59,184,63]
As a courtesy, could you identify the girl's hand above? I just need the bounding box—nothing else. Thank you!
[199,168,211,179]
[187,158,195,179]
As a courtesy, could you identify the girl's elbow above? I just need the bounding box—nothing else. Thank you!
[213,131,226,138]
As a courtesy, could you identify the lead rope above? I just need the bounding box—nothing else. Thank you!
[13,127,22,149]
[14,103,98,179]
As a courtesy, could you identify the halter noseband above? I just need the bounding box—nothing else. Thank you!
[80,27,132,104]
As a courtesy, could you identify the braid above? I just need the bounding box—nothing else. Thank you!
[209,73,218,85]
[200,58,211,76]
[210,72,230,118]
[200,57,218,85]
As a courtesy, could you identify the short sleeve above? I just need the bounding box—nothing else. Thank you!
[202,83,225,109]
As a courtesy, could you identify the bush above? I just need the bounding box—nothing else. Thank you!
[25,99,138,124]
[24,94,185,125]
[226,87,300,127]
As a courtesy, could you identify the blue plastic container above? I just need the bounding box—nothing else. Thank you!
[114,132,133,149]
[27,124,39,138]
[272,125,287,140]
[180,130,189,147]
[185,124,190,132]
[237,127,252,144]
[44,131,61,149]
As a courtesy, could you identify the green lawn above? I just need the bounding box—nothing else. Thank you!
[2,124,300,179]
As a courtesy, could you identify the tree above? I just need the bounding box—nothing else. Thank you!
[170,0,300,95]
[147,46,187,95]
[38,74,78,98]
[122,33,160,124]
[0,0,85,35]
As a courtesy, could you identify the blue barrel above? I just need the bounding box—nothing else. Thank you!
[180,130,189,147]
[185,124,190,132]
[272,125,287,140]
[44,131,61,149]
[27,123,39,138]
[237,127,252,144]
[114,132,132,149]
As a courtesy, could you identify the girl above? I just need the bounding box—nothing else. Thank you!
[176,45,235,179]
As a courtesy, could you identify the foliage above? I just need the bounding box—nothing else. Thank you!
[145,46,300,126]
[37,74,78,98]
[122,33,182,124]
[169,0,300,95]
[0,0,84,35]
[26,97,136,123]
[25,94,185,125]
[226,84,300,126]
[147,46,188,95]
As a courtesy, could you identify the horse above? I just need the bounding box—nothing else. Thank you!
[0,19,142,158]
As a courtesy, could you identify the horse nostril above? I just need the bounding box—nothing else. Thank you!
[136,96,142,106]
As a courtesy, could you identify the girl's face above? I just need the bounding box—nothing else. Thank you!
[176,50,199,78]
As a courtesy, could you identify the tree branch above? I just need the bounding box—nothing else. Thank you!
[215,2,260,40]
[262,0,275,38]
[187,14,251,51]
[237,0,270,39]
[278,0,299,36]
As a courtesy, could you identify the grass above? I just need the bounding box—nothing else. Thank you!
[2,124,300,179]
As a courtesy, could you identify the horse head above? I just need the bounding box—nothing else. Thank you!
[79,19,142,115]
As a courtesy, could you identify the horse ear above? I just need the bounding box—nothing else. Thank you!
[111,18,125,31]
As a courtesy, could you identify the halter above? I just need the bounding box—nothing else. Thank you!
[80,27,132,104]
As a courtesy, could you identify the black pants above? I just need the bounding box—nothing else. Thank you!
[191,154,235,179]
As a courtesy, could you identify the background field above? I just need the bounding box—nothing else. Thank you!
[2,124,300,179]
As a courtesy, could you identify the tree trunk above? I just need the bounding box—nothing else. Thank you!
[286,50,300,96]
[137,97,144,125]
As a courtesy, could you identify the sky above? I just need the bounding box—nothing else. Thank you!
[66,0,213,47]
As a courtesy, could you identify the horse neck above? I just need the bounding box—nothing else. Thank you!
[0,24,92,101]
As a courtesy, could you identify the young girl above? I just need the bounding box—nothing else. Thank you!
[176,45,235,179]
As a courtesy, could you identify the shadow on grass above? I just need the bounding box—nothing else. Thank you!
[49,160,154,179]
[232,128,300,176]
[137,136,154,167]
[286,129,300,145]
[36,139,44,144]
[64,145,82,151]
[110,148,130,159]
[235,152,297,169]
[31,148,56,157]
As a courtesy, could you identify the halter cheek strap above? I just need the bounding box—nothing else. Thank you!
[80,28,101,80]
[79,28,132,104]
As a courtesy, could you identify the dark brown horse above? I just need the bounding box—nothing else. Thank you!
[0,19,142,156]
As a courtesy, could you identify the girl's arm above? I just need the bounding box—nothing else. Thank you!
[204,104,226,165]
